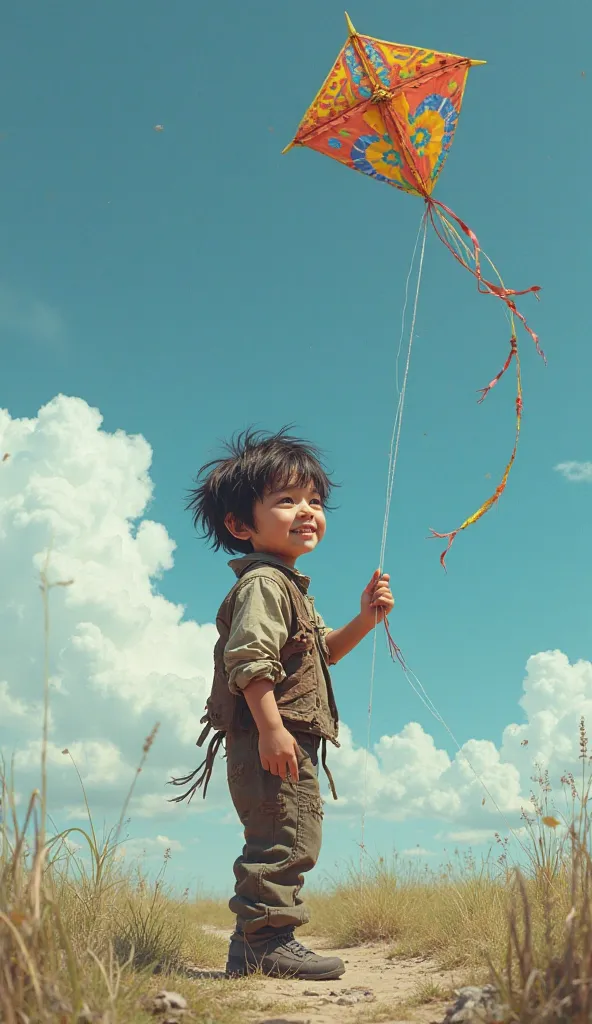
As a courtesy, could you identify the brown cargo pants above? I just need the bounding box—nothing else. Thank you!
[226,727,323,935]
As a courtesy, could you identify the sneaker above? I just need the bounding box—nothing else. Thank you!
[225,929,345,980]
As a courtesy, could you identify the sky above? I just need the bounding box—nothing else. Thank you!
[1,0,591,895]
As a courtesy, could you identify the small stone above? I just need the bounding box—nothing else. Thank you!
[441,984,508,1024]
[151,991,188,1015]
[335,987,375,1006]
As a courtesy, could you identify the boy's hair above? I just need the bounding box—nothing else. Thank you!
[187,426,337,555]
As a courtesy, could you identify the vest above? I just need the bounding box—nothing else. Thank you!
[169,564,340,804]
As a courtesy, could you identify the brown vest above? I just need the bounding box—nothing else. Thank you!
[168,564,340,804]
[208,564,339,741]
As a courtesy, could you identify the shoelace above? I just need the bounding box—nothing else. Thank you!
[279,936,314,959]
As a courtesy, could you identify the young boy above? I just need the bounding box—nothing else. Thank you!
[171,428,394,981]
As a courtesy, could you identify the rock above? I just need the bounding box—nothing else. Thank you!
[302,986,375,1006]
[441,985,508,1023]
[335,987,375,1006]
[150,990,188,1016]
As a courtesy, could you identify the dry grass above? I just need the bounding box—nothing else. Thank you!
[304,724,592,1021]
[0,561,259,1023]
[304,851,514,970]
[186,892,234,931]
[5,557,592,1022]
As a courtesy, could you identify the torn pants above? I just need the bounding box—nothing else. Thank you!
[226,727,323,936]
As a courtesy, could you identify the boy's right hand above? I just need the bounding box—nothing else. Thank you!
[258,725,300,782]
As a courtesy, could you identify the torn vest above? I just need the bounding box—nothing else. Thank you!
[169,562,340,804]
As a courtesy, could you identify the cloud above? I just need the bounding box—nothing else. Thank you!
[401,847,434,857]
[0,284,65,346]
[16,740,129,786]
[0,680,37,720]
[439,829,503,844]
[328,649,592,830]
[326,721,528,826]
[1,395,591,852]
[554,461,592,483]
[0,395,217,821]
[119,835,185,861]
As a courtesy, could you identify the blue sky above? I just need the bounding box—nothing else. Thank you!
[1,0,591,894]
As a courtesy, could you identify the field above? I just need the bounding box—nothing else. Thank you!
[3,571,592,1022]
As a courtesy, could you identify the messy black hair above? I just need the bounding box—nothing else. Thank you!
[186,426,338,555]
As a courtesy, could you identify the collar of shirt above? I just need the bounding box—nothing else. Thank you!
[228,552,311,594]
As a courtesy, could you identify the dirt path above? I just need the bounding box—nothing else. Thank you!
[198,928,457,1024]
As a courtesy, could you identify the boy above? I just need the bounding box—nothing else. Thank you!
[171,428,394,981]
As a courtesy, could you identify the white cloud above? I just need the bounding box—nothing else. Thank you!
[0,284,65,346]
[0,395,217,820]
[120,834,185,860]
[1,395,591,853]
[326,721,528,826]
[0,680,35,720]
[401,847,434,857]
[328,649,592,830]
[15,739,130,786]
[440,829,501,844]
[554,461,592,483]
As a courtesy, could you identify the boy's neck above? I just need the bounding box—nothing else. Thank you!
[249,548,300,570]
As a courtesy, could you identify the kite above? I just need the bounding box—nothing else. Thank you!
[284,13,544,568]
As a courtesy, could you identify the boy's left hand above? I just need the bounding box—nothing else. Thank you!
[360,570,395,627]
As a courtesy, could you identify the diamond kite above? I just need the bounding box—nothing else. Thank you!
[284,13,544,568]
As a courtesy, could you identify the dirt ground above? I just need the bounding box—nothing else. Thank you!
[191,928,457,1024]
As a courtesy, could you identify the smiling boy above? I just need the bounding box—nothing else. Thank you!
[171,428,394,980]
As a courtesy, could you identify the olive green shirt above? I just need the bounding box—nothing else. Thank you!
[224,553,332,696]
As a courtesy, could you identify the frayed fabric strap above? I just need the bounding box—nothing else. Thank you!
[321,737,338,801]
[168,730,224,804]
[196,718,213,748]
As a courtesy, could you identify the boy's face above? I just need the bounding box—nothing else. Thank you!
[226,479,326,567]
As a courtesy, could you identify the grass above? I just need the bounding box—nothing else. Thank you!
[4,556,592,1021]
[0,560,263,1023]
[302,731,592,1021]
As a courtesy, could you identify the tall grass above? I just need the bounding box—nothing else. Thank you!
[304,720,592,1021]
[0,561,233,1022]
[4,555,592,1021]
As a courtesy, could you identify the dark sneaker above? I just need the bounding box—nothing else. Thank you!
[226,929,345,980]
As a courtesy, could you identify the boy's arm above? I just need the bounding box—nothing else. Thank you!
[242,678,300,782]
[325,615,374,664]
[325,571,395,664]
[224,575,300,781]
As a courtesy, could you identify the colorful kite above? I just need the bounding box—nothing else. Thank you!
[284,13,544,568]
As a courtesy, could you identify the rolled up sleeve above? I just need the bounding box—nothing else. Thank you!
[224,576,292,695]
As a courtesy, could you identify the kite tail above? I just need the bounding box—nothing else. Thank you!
[426,197,544,360]
[423,196,542,569]
[430,337,523,568]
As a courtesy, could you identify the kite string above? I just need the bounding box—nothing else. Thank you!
[380,212,428,572]
[359,209,536,871]
[394,657,535,863]
[360,212,428,875]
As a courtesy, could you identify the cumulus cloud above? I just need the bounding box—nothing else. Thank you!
[327,721,527,827]
[554,461,592,483]
[328,649,592,833]
[0,395,217,820]
[1,395,590,850]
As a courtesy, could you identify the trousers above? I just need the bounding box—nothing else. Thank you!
[226,727,323,935]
